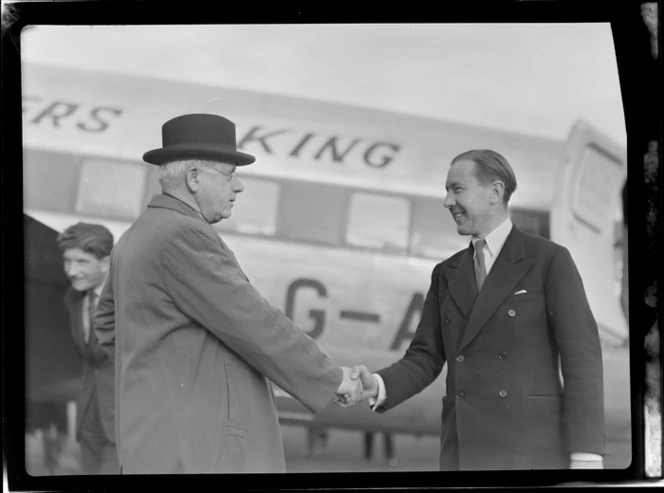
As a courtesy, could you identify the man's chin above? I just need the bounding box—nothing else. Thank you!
[209,214,230,224]
[455,225,469,236]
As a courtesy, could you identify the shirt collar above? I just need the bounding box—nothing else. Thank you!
[92,275,108,298]
[472,217,513,257]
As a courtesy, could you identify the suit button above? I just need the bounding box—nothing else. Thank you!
[445,315,452,324]
[456,355,465,363]
[507,309,516,317]
[456,391,465,399]
[498,351,507,360]
[498,390,508,398]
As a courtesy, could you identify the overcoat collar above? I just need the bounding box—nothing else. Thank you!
[147,193,207,222]
[442,226,534,352]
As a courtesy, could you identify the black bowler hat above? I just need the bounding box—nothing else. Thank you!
[143,113,256,166]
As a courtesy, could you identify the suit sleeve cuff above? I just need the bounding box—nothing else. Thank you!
[570,452,603,461]
[369,373,386,411]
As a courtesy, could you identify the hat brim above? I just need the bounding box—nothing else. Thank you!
[143,144,256,166]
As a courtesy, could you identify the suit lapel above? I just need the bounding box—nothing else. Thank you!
[444,245,477,320]
[458,227,534,352]
[67,289,86,351]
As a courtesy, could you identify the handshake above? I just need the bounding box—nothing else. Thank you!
[334,366,379,408]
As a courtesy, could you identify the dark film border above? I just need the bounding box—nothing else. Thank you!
[2,1,661,491]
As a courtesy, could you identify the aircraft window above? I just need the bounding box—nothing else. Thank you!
[215,177,279,236]
[278,181,345,246]
[510,209,549,238]
[410,197,469,260]
[23,149,81,213]
[75,158,146,219]
[346,193,409,253]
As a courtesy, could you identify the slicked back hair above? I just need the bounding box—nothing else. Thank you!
[451,149,517,206]
[56,222,114,259]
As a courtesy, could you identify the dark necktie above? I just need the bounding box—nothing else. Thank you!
[86,290,97,345]
[474,239,487,291]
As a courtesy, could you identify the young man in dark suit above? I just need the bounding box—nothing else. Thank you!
[346,149,605,471]
[57,222,118,474]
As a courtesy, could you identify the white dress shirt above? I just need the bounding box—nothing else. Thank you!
[368,216,602,466]
[470,217,513,275]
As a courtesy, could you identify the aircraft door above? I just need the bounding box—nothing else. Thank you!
[549,120,628,346]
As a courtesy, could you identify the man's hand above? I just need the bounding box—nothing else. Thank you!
[335,367,363,407]
[334,365,379,408]
[350,365,379,403]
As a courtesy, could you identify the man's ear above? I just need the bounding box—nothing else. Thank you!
[185,166,202,193]
[489,181,505,205]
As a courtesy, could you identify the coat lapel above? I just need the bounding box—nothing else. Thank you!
[458,227,534,352]
[443,245,477,320]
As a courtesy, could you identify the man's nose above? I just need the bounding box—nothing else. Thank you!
[232,176,244,193]
[65,264,79,277]
[443,193,454,208]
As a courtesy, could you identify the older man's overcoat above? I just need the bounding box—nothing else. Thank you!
[376,226,605,470]
[95,194,342,474]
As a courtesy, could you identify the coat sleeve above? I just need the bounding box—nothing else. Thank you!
[160,221,343,414]
[545,246,605,455]
[375,263,446,412]
[94,258,116,363]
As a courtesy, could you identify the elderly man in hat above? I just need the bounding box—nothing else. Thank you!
[95,114,360,474]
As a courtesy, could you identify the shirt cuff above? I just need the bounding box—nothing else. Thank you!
[369,373,386,411]
[570,452,603,461]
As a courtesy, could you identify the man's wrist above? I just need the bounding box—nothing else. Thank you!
[369,373,386,410]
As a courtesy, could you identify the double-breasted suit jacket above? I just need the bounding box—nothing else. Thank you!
[64,287,117,471]
[376,226,605,470]
[95,194,343,474]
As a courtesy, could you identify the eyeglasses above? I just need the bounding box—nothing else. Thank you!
[204,166,236,181]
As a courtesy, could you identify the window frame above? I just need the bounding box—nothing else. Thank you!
[74,156,147,220]
[213,175,281,238]
[344,190,412,255]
